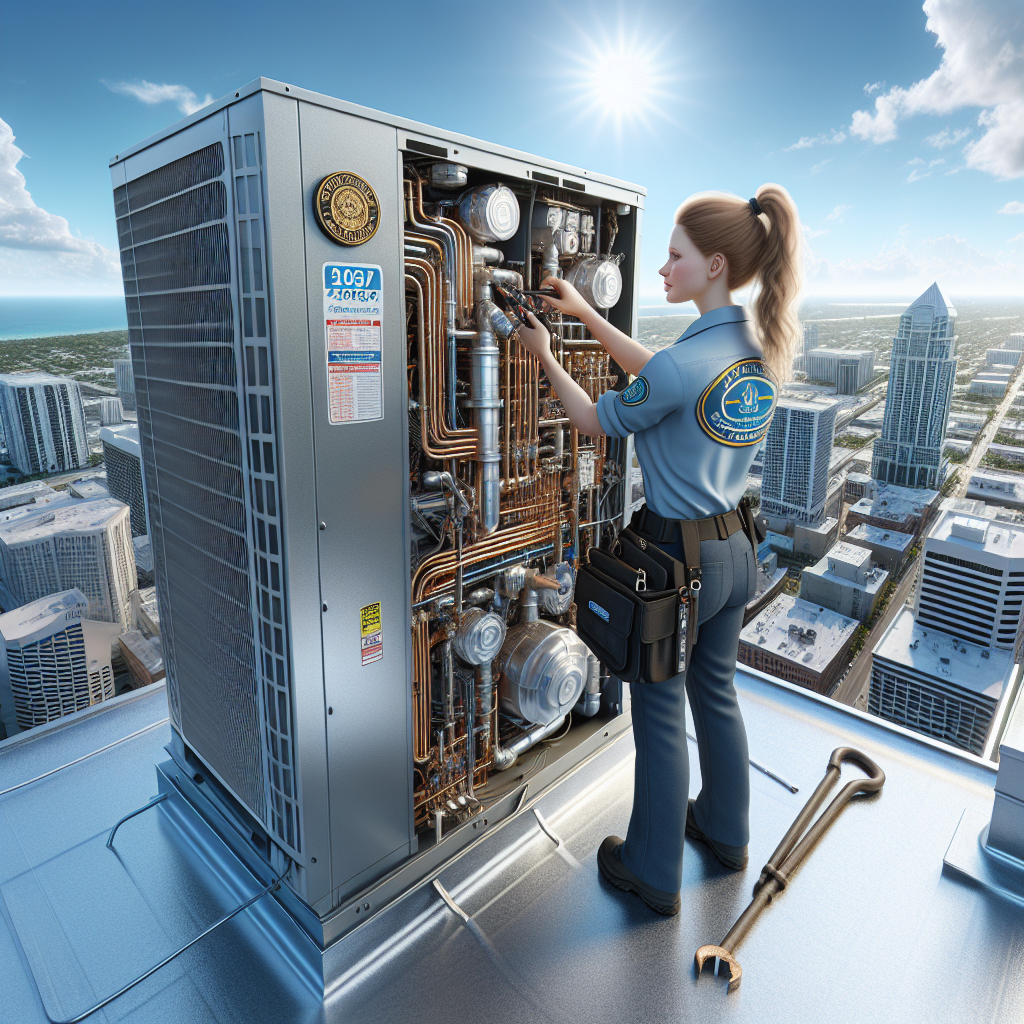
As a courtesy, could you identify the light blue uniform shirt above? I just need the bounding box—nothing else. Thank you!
[596,305,777,521]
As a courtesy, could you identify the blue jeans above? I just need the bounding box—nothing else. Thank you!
[619,527,758,893]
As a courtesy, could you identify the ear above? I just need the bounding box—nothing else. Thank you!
[707,253,727,281]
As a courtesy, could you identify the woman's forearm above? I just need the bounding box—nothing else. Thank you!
[575,306,654,377]
[540,352,604,436]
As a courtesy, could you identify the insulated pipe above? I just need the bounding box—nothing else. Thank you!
[476,661,494,773]
[472,268,502,534]
[491,714,567,772]
[576,653,601,717]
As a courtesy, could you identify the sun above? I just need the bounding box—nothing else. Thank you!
[585,48,655,121]
[561,28,677,138]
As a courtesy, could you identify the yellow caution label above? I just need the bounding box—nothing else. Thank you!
[360,602,383,666]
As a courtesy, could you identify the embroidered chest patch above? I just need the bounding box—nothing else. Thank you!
[696,359,776,446]
[619,376,649,406]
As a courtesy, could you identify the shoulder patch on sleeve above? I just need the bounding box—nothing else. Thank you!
[620,376,649,406]
[696,359,776,446]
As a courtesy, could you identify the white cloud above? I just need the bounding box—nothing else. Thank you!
[804,232,1024,295]
[907,167,932,182]
[0,117,120,294]
[104,79,214,116]
[784,128,847,151]
[826,204,852,222]
[864,81,886,95]
[802,225,829,240]
[999,201,1024,214]
[930,158,945,166]
[810,158,833,174]
[907,157,926,166]
[924,126,971,147]
[848,0,1024,178]
[1009,232,1024,243]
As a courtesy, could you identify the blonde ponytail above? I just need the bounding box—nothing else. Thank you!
[676,184,803,382]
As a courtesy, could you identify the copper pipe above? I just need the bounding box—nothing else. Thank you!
[405,257,476,457]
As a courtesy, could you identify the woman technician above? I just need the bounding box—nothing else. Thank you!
[515,185,802,915]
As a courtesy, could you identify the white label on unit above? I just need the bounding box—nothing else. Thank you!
[323,262,383,424]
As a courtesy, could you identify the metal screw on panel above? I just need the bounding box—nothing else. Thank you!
[322,603,328,612]
[310,857,316,863]
[328,707,333,715]
[319,522,326,531]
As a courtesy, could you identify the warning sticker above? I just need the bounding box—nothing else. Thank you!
[360,601,383,666]
[323,263,383,424]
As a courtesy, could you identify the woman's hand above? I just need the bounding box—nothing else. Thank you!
[539,277,591,321]
[515,311,552,360]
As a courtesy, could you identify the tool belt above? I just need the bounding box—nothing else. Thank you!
[575,501,765,685]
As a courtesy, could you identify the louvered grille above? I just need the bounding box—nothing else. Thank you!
[116,140,266,823]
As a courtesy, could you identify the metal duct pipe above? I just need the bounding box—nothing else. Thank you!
[472,269,502,534]
[476,661,495,773]
[576,654,601,717]
[491,715,566,772]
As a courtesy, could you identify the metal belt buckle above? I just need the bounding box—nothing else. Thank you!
[636,568,647,592]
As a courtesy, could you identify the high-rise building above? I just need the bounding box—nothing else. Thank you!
[871,283,957,489]
[1005,333,1024,352]
[802,322,819,368]
[804,348,874,392]
[869,606,1013,755]
[914,509,1024,657]
[0,372,89,476]
[0,498,136,628]
[760,398,837,524]
[100,397,124,426]
[0,588,114,730]
[101,423,147,537]
[113,358,137,412]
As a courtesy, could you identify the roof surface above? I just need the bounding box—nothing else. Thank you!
[0,497,128,543]
[874,607,1012,698]
[906,281,957,320]
[1,671,1023,1023]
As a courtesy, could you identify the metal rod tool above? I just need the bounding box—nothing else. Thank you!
[695,746,885,993]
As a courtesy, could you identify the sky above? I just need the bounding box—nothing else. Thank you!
[0,0,1022,305]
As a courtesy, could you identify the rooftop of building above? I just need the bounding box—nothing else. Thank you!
[740,594,858,673]
[0,588,88,644]
[969,468,1024,488]
[0,496,129,543]
[844,522,914,551]
[0,371,79,387]
[848,482,940,523]
[3,666,1020,1024]
[926,508,1024,558]
[873,607,1011,699]
[69,478,110,500]
[804,543,887,591]
[774,396,838,414]
[806,347,874,358]
[100,421,141,453]
[796,516,839,537]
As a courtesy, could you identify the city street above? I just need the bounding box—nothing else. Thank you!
[953,364,1024,498]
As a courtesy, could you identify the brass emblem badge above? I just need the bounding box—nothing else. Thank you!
[314,172,380,245]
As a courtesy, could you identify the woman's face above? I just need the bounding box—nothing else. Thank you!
[659,225,717,304]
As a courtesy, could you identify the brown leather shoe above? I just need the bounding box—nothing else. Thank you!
[597,836,681,915]
[685,801,748,871]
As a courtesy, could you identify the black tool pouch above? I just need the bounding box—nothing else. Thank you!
[575,551,683,685]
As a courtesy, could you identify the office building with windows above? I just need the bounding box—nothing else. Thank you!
[800,322,819,370]
[113,358,137,412]
[0,373,89,476]
[101,423,147,537]
[987,348,1021,368]
[760,398,838,525]
[0,588,114,730]
[1005,333,1024,352]
[804,348,875,393]
[914,509,1024,657]
[872,283,957,489]
[0,498,136,628]
[869,606,1013,755]
[99,397,124,426]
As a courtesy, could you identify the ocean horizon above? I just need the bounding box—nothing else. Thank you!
[0,296,128,341]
